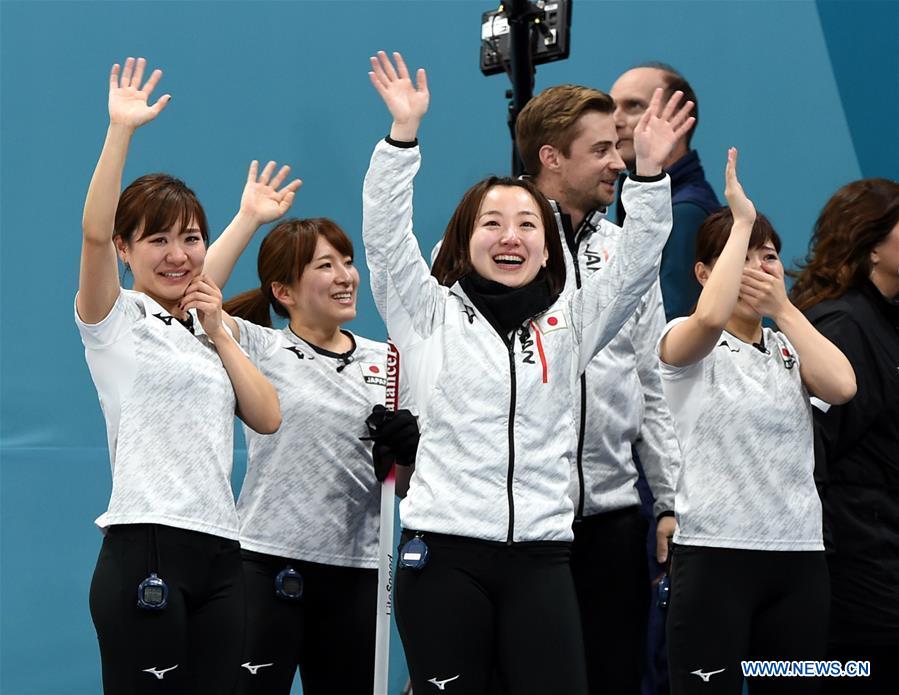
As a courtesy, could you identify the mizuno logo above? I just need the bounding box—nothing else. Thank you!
[461,304,476,324]
[153,313,176,326]
[428,674,460,690]
[242,661,274,675]
[691,668,725,682]
[284,346,306,360]
[142,665,178,679]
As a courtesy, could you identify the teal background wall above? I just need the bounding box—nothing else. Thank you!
[1,1,896,693]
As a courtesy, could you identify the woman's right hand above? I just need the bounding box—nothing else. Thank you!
[724,147,756,225]
[239,160,302,227]
[108,57,170,130]
[368,51,429,142]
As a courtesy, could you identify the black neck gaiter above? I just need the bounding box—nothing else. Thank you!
[459,270,554,336]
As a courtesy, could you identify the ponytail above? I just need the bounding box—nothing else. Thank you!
[223,287,274,328]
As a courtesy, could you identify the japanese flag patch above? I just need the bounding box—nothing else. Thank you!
[536,309,568,334]
[359,361,388,386]
[780,346,796,370]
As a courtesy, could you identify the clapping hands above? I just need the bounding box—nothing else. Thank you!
[740,262,789,321]
[724,148,756,225]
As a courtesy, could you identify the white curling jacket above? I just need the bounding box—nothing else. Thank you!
[553,206,682,519]
[362,140,672,543]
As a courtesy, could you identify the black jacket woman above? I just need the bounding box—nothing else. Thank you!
[791,177,899,695]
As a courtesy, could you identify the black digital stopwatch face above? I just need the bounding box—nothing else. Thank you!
[137,573,168,610]
[275,567,303,601]
[143,586,164,604]
[282,575,302,595]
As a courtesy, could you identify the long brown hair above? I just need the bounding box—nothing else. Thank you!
[791,178,899,311]
[431,177,566,297]
[223,218,354,327]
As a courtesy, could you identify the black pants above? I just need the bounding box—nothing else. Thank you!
[89,524,244,695]
[236,550,377,695]
[571,506,650,695]
[395,530,588,695]
[822,642,899,694]
[666,544,829,695]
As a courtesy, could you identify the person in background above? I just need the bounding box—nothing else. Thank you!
[611,62,719,320]
[515,84,685,695]
[610,63,719,694]
[791,177,899,695]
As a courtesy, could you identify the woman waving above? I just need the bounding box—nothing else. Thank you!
[363,51,689,695]
[77,57,280,694]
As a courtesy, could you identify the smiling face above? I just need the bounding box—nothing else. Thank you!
[555,111,626,212]
[468,185,549,287]
[289,235,359,327]
[117,217,205,310]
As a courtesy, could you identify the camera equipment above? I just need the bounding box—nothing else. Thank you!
[479,0,572,175]
[480,1,571,76]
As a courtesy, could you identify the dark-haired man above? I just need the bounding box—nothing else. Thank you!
[611,63,720,321]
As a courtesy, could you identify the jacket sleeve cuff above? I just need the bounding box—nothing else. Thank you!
[656,510,675,522]
[385,135,419,149]
[629,171,666,183]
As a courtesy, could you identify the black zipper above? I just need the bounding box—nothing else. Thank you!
[456,287,521,546]
[506,337,517,545]
[567,215,590,519]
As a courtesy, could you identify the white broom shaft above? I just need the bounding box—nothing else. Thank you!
[373,340,400,695]
[373,472,395,695]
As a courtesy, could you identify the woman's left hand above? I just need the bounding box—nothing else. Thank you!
[739,263,790,320]
[239,160,302,226]
[180,274,228,341]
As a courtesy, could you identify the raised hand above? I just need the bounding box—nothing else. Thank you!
[740,262,789,321]
[368,51,429,141]
[240,160,302,226]
[179,274,227,340]
[632,88,695,176]
[108,57,170,129]
[724,147,756,225]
